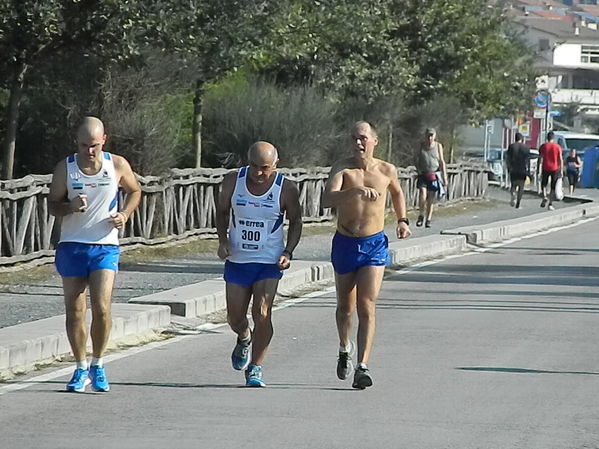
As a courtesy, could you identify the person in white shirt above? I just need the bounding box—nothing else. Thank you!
[49,116,141,393]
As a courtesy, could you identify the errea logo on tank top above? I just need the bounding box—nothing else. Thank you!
[238,219,265,228]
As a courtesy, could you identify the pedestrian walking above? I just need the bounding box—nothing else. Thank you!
[415,128,447,227]
[565,148,582,195]
[506,132,530,209]
[538,131,563,210]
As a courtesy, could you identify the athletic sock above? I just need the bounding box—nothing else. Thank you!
[238,333,251,346]
[357,363,368,370]
[339,343,352,353]
[90,357,104,368]
[76,360,88,371]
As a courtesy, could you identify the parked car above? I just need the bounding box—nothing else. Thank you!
[486,148,505,181]
[553,131,599,159]
[487,147,539,181]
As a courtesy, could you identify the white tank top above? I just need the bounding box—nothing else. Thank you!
[60,152,120,245]
[228,167,285,264]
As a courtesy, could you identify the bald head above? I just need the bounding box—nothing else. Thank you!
[77,116,105,140]
[76,116,107,160]
[248,141,279,166]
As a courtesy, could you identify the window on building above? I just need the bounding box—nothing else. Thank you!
[581,45,599,64]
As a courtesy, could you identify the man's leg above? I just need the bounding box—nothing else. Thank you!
[226,282,253,373]
[88,269,116,359]
[425,191,435,225]
[334,270,357,380]
[354,265,385,366]
[226,282,252,340]
[514,179,525,208]
[248,278,279,366]
[63,276,89,364]
[510,182,517,206]
[417,187,427,226]
[87,269,116,392]
[540,171,548,207]
[63,276,91,392]
[335,271,358,350]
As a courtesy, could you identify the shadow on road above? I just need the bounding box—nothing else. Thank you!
[456,366,599,376]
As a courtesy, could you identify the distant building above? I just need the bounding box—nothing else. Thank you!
[509,1,599,130]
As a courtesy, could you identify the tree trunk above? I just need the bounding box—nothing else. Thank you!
[1,63,28,180]
[386,120,393,163]
[192,79,206,169]
[449,125,455,164]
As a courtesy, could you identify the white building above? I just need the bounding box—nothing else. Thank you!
[510,3,599,129]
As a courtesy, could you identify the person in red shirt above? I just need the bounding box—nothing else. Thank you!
[538,131,563,210]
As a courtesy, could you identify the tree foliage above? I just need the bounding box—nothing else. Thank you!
[257,0,537,117]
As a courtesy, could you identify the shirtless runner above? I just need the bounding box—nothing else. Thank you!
[323,121,411,389]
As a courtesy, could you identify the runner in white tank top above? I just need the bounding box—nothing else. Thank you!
[228,166,285,264]
[216,141,303,387]
[48,117,141,393]
[60,152,120,245]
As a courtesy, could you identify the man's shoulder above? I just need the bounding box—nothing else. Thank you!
[375,158,396,173]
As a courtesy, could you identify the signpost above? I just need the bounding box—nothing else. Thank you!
[533,89,552,148]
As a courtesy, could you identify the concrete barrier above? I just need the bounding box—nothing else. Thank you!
[441,203,599,244]
[0,304,170,380]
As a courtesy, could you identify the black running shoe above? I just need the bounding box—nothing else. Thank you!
[336,341,355,380]
[352,366,373,389]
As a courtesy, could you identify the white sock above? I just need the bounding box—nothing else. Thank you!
[357,363,368,370]
[239,332,251,345]
[76,360,88,370]
[91,357,103,368]
[339,343,352,353]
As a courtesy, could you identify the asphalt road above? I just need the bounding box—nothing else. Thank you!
[1,213,598,449]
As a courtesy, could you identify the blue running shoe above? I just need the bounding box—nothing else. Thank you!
[66,368,90,393]
[89,365,110,392]
[231,337,251,371]
[245,364,266,387]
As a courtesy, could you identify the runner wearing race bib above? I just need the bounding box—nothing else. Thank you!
[216,141,302,387]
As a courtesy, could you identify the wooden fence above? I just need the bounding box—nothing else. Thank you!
[0,164,487,267]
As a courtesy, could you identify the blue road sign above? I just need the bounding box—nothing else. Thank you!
[533,90,550,109]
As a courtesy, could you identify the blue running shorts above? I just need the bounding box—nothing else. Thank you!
[224,261,283,287]
[55,242,120,277]
[331,231,390,275]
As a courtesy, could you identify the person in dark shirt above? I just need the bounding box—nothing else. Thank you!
[565,148,582,195]
[506,132,530,209]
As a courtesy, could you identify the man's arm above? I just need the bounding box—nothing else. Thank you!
[48,159,86,217]
[322,164,379,208]
[113,155,142,229]
[387,164,411,240]
[216,172,236,260]
[278,179,303,270]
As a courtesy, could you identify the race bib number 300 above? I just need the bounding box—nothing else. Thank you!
[238,219,267,250]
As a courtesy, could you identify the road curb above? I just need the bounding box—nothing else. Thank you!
[441,203,599,244]
[0,304,170,380]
